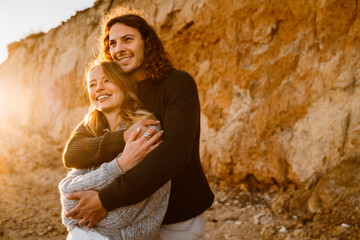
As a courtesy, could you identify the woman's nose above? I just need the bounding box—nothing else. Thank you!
[96,82,104,92]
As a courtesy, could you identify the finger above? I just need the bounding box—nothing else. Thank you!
[147,126,157,135]
[87,220,95,229]
[140,127,157,143]
[147,140,162,153]
[138,126,149,137]
[66,192,81,200]
[78,218,88,226]
[128,127,141,142]
[142,119,160,126]
[146,130,163,145]
[72,211,84,220]
[65,207,79,218]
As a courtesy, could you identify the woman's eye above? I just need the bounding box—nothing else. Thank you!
[109,41,116,47]
[104,79,110,83]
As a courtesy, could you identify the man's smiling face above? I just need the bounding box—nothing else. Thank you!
[109,23,146,82]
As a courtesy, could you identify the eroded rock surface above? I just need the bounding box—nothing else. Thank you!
[0,0,359,187]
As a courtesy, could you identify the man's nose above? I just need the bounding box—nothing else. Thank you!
[115,42,125,54]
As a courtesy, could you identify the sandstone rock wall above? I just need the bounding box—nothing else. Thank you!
[0,0,359,187]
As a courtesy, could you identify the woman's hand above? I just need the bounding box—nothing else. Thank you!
[117,126,163,172]
[123,119,160,142]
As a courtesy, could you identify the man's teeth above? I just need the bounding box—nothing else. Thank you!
[97,95,110,101]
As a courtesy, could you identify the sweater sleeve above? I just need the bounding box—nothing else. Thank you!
[59,156,171,236]
[63,122,126,169]
[99,70,200,210]
[59,156,124,195]
[59,156,126,228]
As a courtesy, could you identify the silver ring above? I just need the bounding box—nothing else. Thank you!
[143,132,151,140]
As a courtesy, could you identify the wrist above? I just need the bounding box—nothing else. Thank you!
[116,156,128,173]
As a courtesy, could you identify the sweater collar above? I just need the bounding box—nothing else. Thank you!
[137,77,155,90]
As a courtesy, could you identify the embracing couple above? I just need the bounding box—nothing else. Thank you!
[58,7,214,240]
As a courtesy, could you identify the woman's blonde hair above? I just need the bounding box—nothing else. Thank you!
[84,60,155,136]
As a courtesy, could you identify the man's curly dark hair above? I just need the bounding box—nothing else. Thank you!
[98,8,172,81]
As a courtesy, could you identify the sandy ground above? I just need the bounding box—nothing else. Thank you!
[1,167,360,239]
[0,167,276,240]
[0,166,263,240]
[0,127,359,239]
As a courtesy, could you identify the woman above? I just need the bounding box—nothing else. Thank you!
[59,60,170,240]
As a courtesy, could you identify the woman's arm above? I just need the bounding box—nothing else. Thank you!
[59,155,170,232]
[61,127,164,229]
[59,157,123,228]
[59,156,123,195]
[60,156,146,229]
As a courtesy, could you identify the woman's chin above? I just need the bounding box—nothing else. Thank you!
[99,107,120,115]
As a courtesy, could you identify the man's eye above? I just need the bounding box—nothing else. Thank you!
[124,38,132,42]
[109,41,116,46]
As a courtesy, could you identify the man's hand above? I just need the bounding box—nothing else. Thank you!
[124,119,160,142]
[65,190,108,228]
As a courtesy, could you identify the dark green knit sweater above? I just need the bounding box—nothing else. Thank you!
[63,68,214,224]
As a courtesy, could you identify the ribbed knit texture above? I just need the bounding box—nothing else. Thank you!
[63,123,126,169]
[59,156,170,240]
[63,68,214,224]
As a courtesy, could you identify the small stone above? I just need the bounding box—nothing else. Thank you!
[235,221,242,225]
[254,212,265,224]
[341,223,350,228]
[279,226,286,233]
[37,230,47,236]
[239,183,248,192]
[51,212,59,217]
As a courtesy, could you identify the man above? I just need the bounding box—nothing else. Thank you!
[64,8,214,239]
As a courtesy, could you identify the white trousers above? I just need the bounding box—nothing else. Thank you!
[66,213,205,240]
[158,213,205,240]
[66,226,109,240]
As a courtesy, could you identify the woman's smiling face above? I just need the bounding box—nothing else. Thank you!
[87,66,124,114]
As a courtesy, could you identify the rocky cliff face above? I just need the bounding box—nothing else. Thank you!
[0,0,359,187]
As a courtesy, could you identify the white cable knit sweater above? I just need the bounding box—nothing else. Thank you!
[59,154,170,240]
